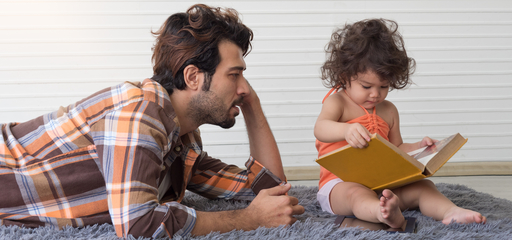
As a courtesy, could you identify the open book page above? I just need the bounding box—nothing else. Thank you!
[407,146,429,166]
[406,134,457,166]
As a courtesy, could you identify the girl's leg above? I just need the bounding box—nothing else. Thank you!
[393,179,486,224]
[329,181,405,228]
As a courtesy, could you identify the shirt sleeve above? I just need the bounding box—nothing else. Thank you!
[93,99,195,238]
[187,153,284,201]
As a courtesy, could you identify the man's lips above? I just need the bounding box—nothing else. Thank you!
[232,97,244,108]
[231,98,244,115]
[232,106,240,115]
[230,105,240,117]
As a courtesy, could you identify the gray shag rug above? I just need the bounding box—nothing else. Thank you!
[1,183,511,239]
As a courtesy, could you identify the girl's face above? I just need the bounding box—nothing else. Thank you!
[345,70,390,110]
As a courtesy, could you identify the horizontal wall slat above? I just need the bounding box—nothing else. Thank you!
[4,46,512,55]
[2,9,512,16]
[2,21,512,30]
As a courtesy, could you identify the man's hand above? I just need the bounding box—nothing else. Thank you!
[244,183,305,229]
[344,123,371,148]
[240,79,259,110]
[239,79,286,181]
[191,183,304,236]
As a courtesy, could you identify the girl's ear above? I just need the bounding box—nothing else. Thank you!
[183,64,203,91]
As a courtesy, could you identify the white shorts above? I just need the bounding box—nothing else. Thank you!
[317,178,344,214]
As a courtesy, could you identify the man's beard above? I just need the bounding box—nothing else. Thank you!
[188,90,242,129]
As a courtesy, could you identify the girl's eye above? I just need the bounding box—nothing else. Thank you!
[381,86,389,89]
[362,85,371,89]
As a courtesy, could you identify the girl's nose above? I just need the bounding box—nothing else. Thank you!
[370,89,380,98]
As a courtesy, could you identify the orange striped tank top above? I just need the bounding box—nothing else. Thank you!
[316,89,390,189]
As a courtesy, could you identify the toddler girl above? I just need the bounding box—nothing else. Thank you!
[315,18,486,228]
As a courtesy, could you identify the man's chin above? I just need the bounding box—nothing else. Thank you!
[216,118,236,129]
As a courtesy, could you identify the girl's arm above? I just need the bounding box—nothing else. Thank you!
[386,102,436,152]
[399,137,436,153]
[314,94,371,148]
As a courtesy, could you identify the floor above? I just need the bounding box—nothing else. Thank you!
[288,175,512,201]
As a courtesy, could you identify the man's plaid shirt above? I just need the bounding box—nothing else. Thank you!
[0,79,282,238]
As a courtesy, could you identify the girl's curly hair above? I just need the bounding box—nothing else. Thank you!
[321,19,416,90]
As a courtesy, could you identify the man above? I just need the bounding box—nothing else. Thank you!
[0,4,304,238]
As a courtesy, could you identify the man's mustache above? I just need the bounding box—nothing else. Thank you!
[232,97,244,107]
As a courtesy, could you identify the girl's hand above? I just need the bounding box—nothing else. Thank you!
[419,136,437,148]
[345,123,371,148]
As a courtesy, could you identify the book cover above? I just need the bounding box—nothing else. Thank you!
[315,133,467,190]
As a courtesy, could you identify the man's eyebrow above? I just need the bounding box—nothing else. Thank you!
[229,66,246,71]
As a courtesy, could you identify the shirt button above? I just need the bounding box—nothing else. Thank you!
[175,146,181,152]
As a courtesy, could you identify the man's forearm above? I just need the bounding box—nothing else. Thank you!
[192,210,254,235]
[241,100,285,181]
[190,184,303,236]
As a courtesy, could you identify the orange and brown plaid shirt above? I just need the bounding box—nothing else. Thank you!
[0,79,282,238]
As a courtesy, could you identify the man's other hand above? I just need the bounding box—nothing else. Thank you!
[244,183,305,229]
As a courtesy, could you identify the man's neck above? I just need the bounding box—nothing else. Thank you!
[169,91,199,137]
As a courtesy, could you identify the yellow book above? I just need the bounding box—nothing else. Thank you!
[315,133,468,190]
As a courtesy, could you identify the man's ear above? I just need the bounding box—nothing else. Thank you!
[183,64,203,91]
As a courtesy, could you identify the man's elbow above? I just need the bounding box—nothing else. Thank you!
[118,211,189,239]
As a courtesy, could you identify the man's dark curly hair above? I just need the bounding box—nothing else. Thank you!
[151,4,253,95]
[321,19,416,90]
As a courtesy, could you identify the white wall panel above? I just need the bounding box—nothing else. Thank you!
[1,0,511,171]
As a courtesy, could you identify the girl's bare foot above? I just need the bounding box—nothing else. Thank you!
[378,189,405,228]
[442,206,487,225]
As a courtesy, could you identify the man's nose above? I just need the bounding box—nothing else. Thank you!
[237,77,250,96]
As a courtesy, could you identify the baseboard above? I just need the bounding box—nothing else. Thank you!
[284,161,512,181]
